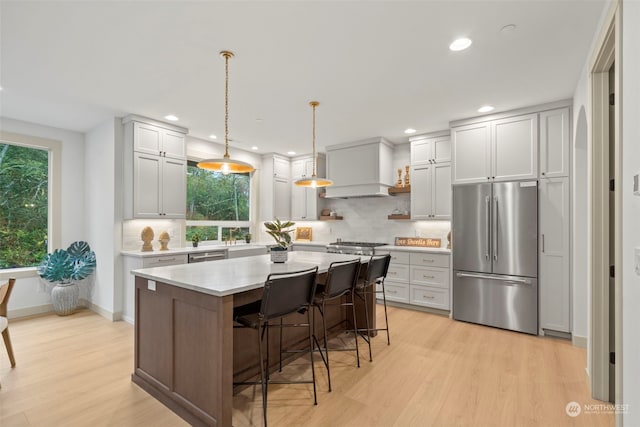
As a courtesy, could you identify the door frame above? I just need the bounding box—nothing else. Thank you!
[588,1,622,419]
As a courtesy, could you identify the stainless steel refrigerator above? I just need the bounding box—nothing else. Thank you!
[452,181,538,335]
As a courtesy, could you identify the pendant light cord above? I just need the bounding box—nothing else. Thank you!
[310,101,319,177]
[222,51,232,159]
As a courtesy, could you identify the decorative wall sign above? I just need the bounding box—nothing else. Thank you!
[394,237,442,248]
[295,227,313,241]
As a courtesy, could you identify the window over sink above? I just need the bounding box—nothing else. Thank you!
[186,160,251,243]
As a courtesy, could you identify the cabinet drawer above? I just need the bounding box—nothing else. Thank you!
[378,281,409,303]
[143,254,188,268]
[376,250,410,264]
[411,266,449,288]
[385,264,409,283]
[410,252,450,268]
[410,285,449,310]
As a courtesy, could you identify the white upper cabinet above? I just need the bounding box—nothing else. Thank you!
[452,113,538,184]
[539,107,570,178]
[411,163,451,220]
[452,122,491,184]
[133,121,186,159]
[260,154,291,220]
[290,154,325,220]
[411,135,451,164]
[124,116,188,219]
[492,113,538,181]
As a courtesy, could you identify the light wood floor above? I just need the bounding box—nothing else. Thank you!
[0,306,613,427]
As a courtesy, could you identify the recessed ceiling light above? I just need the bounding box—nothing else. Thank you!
[256,118,263,123]
[164,115,179,121]
[287,151,296,155]
[501,24,517,33]
[404,128,416,134]
[209,134,217,139]
[251,146,259,150]
[478,105,495,113]
[449,37,472,51]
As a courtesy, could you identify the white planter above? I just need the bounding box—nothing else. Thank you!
[270,248,288,263]
[51,281,79,316]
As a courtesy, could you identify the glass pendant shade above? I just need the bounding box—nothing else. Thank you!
[295,101,333,187]
[198,50,255,174]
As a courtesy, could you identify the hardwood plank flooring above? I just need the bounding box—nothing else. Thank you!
[0,307,613,426]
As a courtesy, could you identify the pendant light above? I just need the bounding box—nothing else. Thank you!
[294,101,333,188]
[197,51,255,174]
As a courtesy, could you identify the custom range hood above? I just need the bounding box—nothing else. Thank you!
[324,137,395,198]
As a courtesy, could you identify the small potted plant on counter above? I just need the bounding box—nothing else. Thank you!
[244,233,252,244]
[264,219,295,263]
[191,232,201,248]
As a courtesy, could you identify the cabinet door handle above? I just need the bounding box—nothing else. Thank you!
[157,257,177,262]
[541,234,545,253]
[388,271,397,275]
[541,172,546,176]
[422,259,435,263]
[387,290,398,294]
[422,295,435,300]
[422,275,435,279]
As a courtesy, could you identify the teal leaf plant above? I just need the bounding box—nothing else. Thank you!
[38,241,97,284]
[264,219,295,249]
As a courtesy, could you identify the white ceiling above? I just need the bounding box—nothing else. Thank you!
[0,1,606,156]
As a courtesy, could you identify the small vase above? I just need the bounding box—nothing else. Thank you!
[51,281,79,316]
[270,247,288,263]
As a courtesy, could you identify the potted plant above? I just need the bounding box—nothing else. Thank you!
[264,219,295,263]
[37,241,97,316]
[191,232,201,248]
[244,233,252,244]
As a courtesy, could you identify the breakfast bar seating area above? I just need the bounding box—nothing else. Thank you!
[130,251,383,427]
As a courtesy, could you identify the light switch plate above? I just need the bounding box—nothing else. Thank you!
[148,280,156,291]
[635,248,640,276]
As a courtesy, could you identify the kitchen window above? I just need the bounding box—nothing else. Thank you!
[185,160,251,243]
[0,133,61,275]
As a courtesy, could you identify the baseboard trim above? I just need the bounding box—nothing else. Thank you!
[572,334,588,349]
[122,315,134,325]
[85,301,122,322]
[7,304,54,319]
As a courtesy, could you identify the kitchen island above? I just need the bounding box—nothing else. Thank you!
[130,251,374,427]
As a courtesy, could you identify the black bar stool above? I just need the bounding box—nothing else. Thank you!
[233,267,319,427]
[311,258,361,392]
[355,254,392,361]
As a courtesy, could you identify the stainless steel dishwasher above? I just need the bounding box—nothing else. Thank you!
[187,250,228,263]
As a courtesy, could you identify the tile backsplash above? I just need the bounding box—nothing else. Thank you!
[122,219,183,251]
[122,197,451,251]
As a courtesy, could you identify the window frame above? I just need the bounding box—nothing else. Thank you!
[185,158,252,245]
[0,131,61,279]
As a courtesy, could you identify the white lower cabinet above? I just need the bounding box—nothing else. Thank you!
[376,249,450,310]
[539,177,571,333]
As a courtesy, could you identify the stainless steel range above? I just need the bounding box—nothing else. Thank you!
[326,241,388,256]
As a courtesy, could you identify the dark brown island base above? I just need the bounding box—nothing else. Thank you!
[131,251,376,427]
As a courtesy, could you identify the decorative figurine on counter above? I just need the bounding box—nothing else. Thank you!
[396,168,403,188]
[141,226,154,252]
[158,230,170,251]
[404,165,410,187]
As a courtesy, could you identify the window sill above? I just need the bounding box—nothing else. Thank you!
[0,267,39,280]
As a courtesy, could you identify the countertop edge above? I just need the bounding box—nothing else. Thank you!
[376,246,451,254]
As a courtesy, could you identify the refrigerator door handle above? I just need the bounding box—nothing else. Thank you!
[485,196,491,260]
[493,196,499,262]
[455,272,533,286]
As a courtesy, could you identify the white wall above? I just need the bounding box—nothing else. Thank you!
[621,1,640,424]
[573,67,590,344]
[84,118,121,319]
[0,117,85,316]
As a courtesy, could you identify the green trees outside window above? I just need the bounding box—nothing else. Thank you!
[186,161,251,243]
[0,143,49,269]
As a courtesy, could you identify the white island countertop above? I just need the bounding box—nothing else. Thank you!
[121,244,269,258]
[131,251,367,297]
